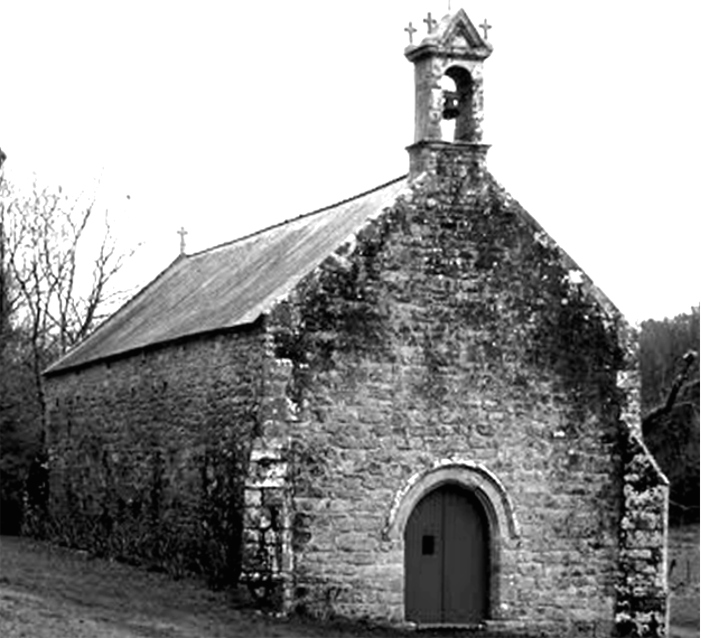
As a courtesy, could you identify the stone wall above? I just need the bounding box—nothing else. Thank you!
[266,166,650,634]
[240,350,296,609]
[615,432,669,637]
[242,439,292,609]
[44,327,266,585]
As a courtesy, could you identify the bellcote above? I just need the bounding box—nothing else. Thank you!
[405,9,493,179]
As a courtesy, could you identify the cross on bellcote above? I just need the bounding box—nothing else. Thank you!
[404,21,417,44]
[480,19,492,40]
[405,13,492,43]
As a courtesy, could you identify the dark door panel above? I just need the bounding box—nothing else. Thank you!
[405,487,443,622]
[404,484,489,624]
[442,486,488,623]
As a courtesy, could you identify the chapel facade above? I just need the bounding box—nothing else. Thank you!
[42,10,669,637]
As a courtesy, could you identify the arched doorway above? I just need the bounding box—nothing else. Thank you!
[404,483,489,624]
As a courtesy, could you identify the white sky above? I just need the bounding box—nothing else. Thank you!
[2,0,699,325]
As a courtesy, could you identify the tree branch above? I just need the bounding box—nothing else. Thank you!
[642,350,698,437]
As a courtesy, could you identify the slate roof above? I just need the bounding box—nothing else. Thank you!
[46,176,408,374]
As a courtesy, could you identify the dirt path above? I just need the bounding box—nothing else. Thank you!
[0,536,373,638]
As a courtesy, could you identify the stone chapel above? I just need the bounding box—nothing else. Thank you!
[43,10,669,637]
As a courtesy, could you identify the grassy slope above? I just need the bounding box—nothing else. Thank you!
[1,531,698,637]
[0,536,393,638]
[668,524,700,633]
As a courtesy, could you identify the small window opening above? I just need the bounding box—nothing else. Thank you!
[422,534,435,555]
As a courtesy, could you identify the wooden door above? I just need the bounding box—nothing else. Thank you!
[404,484,489,624]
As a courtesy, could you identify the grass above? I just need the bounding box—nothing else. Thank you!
[668,523,700,634]
[1,530,698,638]
[0,535,403,638]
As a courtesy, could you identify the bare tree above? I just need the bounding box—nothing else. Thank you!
[1,149,13,340]
[2,153,136,532]
[1,172,132,420]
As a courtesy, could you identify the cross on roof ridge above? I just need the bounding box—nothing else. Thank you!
[178,226,188,255]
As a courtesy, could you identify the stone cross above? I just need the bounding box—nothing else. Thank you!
[423,12,437,33]
[404,21,417,44]
[178,226,188,255]
[480,18,492,40]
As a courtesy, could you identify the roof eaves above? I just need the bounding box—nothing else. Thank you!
[44,314,266,377]
[43,254,187,375]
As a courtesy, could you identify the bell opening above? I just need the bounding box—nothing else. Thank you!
[444,65,475,142]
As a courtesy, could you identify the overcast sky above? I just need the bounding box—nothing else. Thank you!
[2,0,699,324]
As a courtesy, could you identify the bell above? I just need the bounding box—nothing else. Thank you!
[442,90,460,120]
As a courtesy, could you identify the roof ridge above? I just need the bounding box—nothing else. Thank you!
[188,175,407,258]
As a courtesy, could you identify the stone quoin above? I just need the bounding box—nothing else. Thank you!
[41,9,669,637]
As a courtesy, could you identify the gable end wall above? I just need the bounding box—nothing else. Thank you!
[264,169,666,635]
